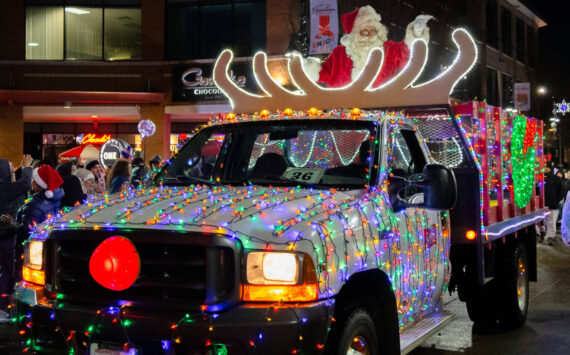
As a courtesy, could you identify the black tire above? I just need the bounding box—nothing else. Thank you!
[466,243,529,331]
[497,243,529,329]
[327,308,379,355]
[465,279,499,326]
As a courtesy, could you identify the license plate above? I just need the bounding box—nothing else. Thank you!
[89,342,139,355]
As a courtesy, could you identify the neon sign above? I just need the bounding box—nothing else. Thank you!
[81,134,111,145]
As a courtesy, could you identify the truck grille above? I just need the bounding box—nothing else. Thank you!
[47,229,238,309]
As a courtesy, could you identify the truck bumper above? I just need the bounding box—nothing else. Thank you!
[12,283,334,354]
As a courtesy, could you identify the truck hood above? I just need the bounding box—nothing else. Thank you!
[31,184,364,246]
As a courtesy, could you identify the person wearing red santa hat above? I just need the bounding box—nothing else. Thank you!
[16,164,65,233]
[304,6,433,88]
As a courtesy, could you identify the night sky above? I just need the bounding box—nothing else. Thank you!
[524,0,570,102]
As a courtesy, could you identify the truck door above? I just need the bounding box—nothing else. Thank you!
[385,125,450,326]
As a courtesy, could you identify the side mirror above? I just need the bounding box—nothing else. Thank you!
[418,164,457,210]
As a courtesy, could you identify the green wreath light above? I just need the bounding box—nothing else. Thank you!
[511,116,537,208]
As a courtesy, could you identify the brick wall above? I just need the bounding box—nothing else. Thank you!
[266,0,293,55]
[141,104,170,164]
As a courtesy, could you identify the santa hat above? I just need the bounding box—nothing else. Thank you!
[33,165,63,198]
[342,6,382,34]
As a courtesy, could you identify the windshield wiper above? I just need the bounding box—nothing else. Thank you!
[163,175,217,186]
[249,176,330,189]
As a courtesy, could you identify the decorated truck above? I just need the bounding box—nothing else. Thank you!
[12,28,545,355]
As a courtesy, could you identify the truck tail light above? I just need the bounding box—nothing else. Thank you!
[23,266,45,285]
[466,230,477,240]
[243,284,318,302]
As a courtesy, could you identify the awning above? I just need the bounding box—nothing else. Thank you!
[58,144,100,165]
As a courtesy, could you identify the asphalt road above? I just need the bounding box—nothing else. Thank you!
[1,241,569,354]
[412,240,570,355]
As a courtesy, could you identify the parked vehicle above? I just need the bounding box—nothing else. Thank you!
[13,29,544,355]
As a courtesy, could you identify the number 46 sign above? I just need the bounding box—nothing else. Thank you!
[282,168,324,184]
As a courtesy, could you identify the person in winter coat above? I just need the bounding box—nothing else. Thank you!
[85,159,106,193]
[0,155,32,311]
[74,168,99,196]
[561,190,570,247]
[0,155,33,218]
[107,159,132,194]
[544,166,565,245]
[56,162,86,208]
[130,157,148,188]
[17,164,65,234]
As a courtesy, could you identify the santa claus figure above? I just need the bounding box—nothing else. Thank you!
[304,6,433,88]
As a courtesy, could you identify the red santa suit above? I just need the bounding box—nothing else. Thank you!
[309,6,427,89]
[317,41,410,88]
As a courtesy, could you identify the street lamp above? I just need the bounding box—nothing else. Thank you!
[537,86,546,95]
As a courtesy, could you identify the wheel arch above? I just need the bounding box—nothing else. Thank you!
[327,268,400,355]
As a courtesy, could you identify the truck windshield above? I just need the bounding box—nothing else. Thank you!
[156,120,378,188]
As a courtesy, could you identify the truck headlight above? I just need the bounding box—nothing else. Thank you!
[247,252,298,285]
[23,241,45,285]
[244,251,318,302]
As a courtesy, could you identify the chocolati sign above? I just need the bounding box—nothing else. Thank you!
[172,61,256,102]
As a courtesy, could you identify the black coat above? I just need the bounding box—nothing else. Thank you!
[0,159,32,217]
[545,173,564,209]
[17,188,64,232]
[60,176,86,208]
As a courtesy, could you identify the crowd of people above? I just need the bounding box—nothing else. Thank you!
[0,153,163,319]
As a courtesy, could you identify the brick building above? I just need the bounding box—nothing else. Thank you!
[0,0,545,166]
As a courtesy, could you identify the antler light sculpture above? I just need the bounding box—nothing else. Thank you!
[213,29,477,114]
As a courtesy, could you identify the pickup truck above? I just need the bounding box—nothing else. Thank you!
[12,29,545,355]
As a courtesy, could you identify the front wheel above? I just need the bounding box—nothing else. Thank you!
[330,309,379,355]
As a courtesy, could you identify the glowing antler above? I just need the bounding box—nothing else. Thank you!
[213,29,477,114]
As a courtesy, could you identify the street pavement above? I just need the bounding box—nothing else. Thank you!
[412,240,570,355]
[1,241,569,354]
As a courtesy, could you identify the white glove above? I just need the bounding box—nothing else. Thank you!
[412,15,434,38]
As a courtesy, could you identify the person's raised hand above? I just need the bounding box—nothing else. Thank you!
[21,154,33,168]
[0,214,15,225]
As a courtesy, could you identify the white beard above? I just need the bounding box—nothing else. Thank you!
[342,28,387,81]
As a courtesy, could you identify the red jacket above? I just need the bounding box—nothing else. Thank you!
[317,40,410,88]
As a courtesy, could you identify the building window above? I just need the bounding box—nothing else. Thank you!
[516,18,525,62]
[501,73,513,108]
[26,4,141,60]
[527,25,535,68]
[501,6,511,56]
[486,67,499,107]
[486,0,498,49]
[166,0,266,60]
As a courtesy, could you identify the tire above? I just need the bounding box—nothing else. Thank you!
[465,280,499,326]
[327,308,379,355]
[466,243,529,331]
[497,243,529,329]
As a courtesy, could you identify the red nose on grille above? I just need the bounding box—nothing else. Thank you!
[89,236,140,291]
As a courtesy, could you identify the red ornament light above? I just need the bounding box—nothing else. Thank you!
[89,236,140,291]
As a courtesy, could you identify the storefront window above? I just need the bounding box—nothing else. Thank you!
[26,4,141,60]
